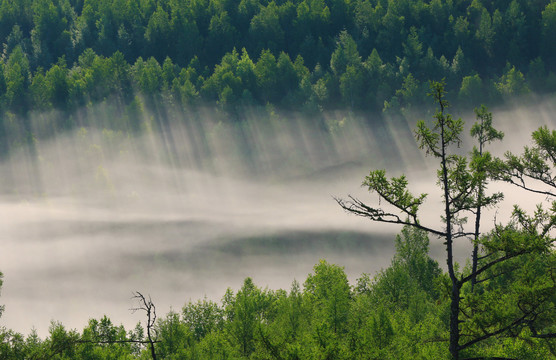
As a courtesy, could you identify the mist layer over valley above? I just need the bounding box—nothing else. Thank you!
[1,97,555,336]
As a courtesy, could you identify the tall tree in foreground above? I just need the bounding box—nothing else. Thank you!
[336,80,555,359]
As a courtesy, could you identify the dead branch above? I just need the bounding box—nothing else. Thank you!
[131,291,158,360]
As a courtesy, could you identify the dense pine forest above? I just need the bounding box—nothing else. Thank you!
[0,0,556,149]
[1,0,556,359]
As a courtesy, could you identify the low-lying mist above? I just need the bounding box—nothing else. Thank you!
[1,97,554,336]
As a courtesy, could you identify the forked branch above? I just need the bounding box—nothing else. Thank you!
[131,291,158,360]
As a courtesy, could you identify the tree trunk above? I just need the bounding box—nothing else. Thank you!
[439,98,460,360]
[449,283,461,360]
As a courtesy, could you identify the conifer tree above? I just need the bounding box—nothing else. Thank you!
[336,80,555,359]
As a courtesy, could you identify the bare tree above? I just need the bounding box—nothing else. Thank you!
[131,291,158,360]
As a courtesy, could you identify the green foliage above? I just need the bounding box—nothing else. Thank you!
[0,0,553,143]
[392,226,441,299]
[254,49,279,103]
[0,329,26,360]
[4,46,30,112]
[155,311,192,359]
[416,80,464,157]
[46,322,80,359]
[338,81,556,359]
[495,64,529,97]
[470,105,504,147]
[460,247,556,359]
[458,74,483,107]
[363,170,427,221]
[541,2,556,65]
[181,300,221,342]
[224,277,267,357]
[78,316,136,359]
[304,260,351,335]
[494,125,556,197]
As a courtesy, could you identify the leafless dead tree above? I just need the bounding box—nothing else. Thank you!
[131,291,158,360]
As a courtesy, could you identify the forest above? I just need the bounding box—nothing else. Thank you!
[0,0,556,150]
[0,0,556,359]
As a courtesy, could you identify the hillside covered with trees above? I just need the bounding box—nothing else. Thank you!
[1,0,556,151]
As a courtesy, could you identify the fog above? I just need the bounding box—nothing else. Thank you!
[1,97,554,336]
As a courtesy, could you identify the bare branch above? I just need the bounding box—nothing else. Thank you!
[334,195,446,237]
[501,176,555,198]
[452,230,475,239]
[131,291,158,360]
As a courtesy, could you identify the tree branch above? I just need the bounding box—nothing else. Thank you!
[131,291,158,360]
[75,339,161,344]
[459,311,531,351]
[334,195,446,237]
[460,250,526,285]
[502,177,555,198]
